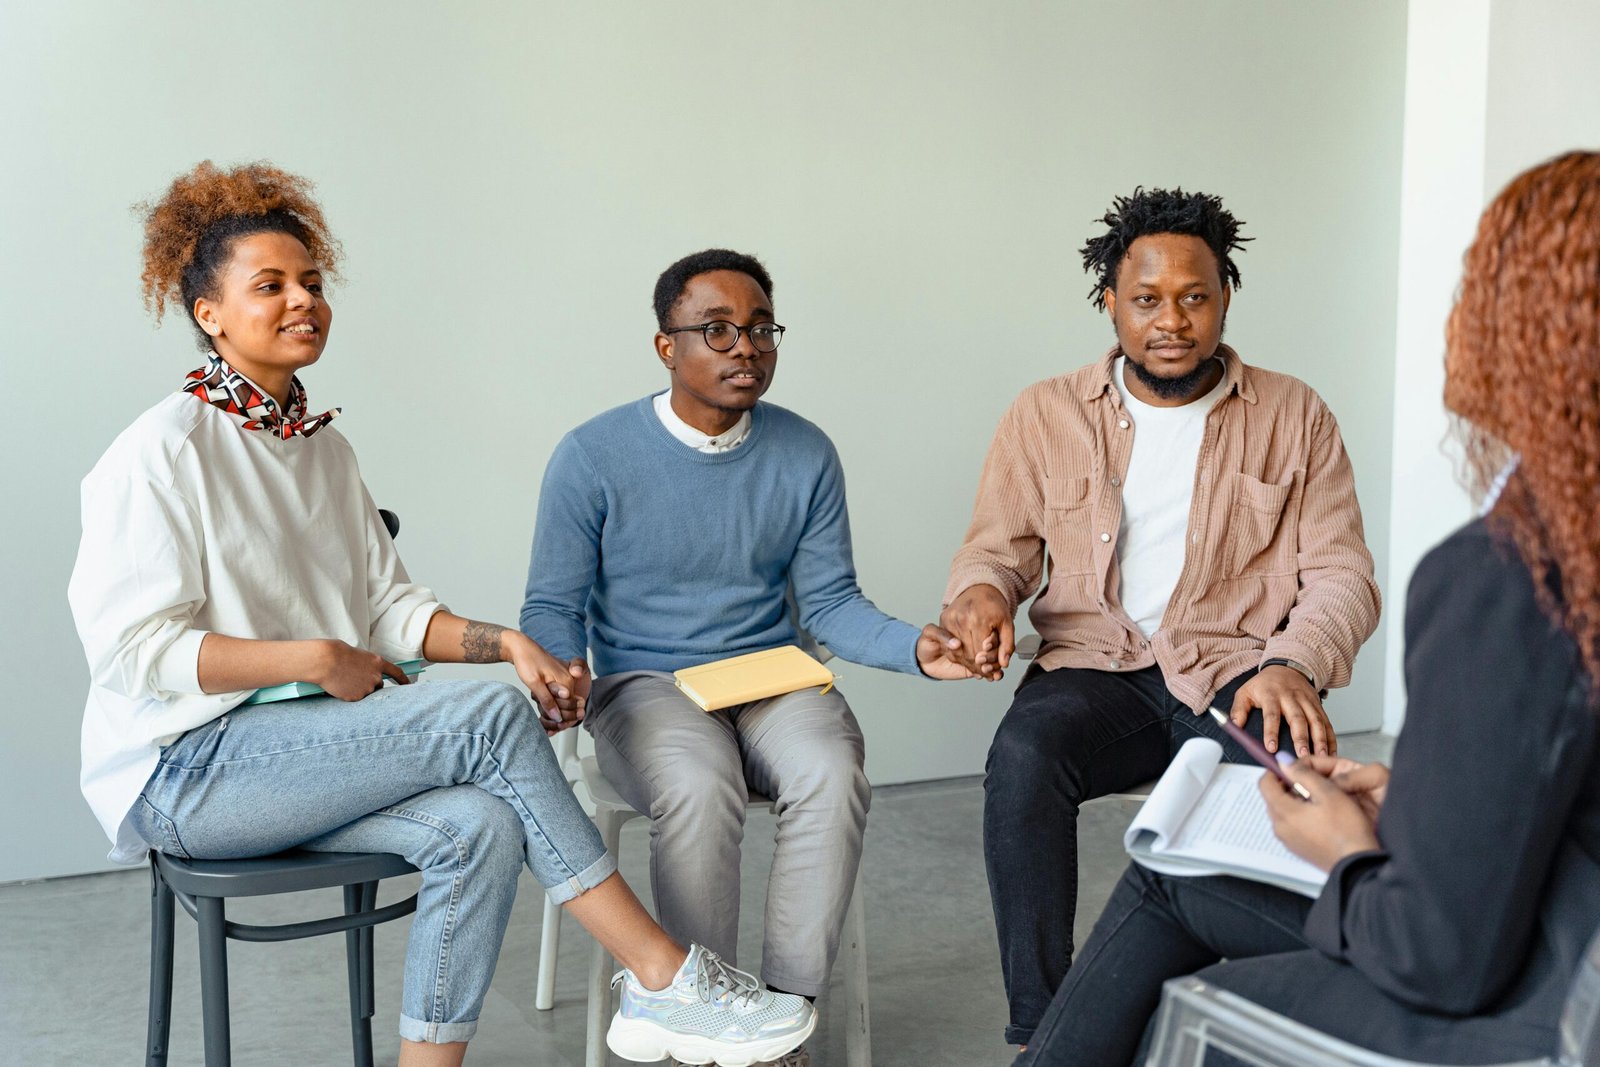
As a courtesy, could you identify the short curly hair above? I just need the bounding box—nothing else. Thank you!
[652,249,773,329]
[138,161,342,349]
[1445,149,1600,705]
[1079,187,1250,310]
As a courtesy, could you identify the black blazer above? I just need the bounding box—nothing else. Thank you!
[1303,518,1600,1054]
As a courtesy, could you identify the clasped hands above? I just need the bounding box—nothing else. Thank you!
[938,584,1338,757]
[311,634,590,737]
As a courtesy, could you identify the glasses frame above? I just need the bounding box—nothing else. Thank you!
[662,319,786,353]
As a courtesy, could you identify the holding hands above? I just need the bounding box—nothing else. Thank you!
[915,624,1002,680]
[1261,754,1390,871]
[938,584,1014,681]
[504,636,590,735]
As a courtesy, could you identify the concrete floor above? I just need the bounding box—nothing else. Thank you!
[2,733,1392,1066]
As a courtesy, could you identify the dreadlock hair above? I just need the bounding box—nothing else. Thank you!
[1079,187,1250,310]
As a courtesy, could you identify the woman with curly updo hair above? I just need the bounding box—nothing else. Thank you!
[1015,150,1600,1067]
[67,162,814,1067]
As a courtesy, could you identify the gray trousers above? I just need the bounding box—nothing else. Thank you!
[586,670,870,996]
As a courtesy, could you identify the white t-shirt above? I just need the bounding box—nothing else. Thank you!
[68,391,445,863]
[1110,357,1228,638]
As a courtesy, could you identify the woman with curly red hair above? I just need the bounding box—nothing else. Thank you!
[67,161,814,1067]
[1015,150,1600,1065]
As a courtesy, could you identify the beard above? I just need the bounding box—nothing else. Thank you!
[1124,352,1221,401]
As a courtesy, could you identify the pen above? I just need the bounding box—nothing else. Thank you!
[1207,707,1313,802]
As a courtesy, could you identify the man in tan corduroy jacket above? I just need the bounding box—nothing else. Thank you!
[939,187,1381,1049]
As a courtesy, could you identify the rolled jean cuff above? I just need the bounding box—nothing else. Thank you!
[398,1014,478,1044]
[1005,1024,1036,1047]
[543,850,617,906]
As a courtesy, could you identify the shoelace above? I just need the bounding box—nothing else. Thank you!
[695,950,764,1008]
[608,948,766,1009]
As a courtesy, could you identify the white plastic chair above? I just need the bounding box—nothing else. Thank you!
[1145,921,1600,1067]
[534,725,873,1067]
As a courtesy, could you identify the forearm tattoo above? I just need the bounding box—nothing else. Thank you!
[462,622,506,663]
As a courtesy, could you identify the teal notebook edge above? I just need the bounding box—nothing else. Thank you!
[240,659,427,706]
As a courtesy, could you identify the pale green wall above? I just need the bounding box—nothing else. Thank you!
[0,1,1405,882]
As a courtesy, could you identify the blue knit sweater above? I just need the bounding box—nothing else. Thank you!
[520,396,921,678]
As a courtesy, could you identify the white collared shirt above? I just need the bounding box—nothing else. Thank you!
[652,390,752,453]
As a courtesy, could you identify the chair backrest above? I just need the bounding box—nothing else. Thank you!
[1558,919,1600,1066]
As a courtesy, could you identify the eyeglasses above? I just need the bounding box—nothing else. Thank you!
[663,320,786,353]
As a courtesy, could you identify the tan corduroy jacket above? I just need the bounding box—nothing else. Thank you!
[945,346,1381,711]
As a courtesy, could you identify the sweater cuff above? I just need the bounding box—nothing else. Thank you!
[943,568,1022,613]
[1304,848,1387,959]
[151,628,210,696]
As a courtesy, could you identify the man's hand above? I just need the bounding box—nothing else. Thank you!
[915,624,997,680]
[1303,754,1390,822]
[1230,665,1335,758]
[1260,760,1381,872]
[309,639,411,701]
[505,633,586,731]
[939,584,1014,680]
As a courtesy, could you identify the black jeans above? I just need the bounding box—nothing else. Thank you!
[984,663,1289,1045]
[1016,861,1561,1067]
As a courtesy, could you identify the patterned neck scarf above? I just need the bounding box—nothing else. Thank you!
[181,354,340,439]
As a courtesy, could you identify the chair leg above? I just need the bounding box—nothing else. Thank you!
[587,808,629,1067]
[147,864,176,1067]
[535,890,562,1010]
[360,881,378,1020]
[841,866,872,1067]
[344,883,376,1067]
[196,896,232,1067]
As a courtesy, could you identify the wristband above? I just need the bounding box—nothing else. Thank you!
[1261,657,1317,688]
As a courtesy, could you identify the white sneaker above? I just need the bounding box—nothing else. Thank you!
[674,1050,809,1067]
[607,944,816,1066]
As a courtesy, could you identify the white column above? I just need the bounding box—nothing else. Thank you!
[1382,0,1490,733]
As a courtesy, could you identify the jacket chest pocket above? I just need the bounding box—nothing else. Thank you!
[1221,471,1302,577]
[1044,476,1096,576]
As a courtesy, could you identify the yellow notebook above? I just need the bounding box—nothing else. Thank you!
[673,646,836,712]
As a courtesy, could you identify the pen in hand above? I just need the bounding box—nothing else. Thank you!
[1207,706,1313,802]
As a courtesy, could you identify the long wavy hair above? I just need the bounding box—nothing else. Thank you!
[1444,149,1600,703]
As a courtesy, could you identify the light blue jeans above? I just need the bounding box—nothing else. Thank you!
[130,678,615,1044]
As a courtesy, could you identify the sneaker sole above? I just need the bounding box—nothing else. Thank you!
[606,1012,817,1066]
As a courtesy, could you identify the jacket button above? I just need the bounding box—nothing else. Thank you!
[1100,532,1111,542]
[1118,419,1130,429]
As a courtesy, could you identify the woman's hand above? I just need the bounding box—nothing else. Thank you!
[505,633,589,732]
[308,639,411,701]
[1303,754,1391,822]
[1260,760,1382,872]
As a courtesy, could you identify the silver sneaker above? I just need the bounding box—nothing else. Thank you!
[608,944,816,1066]
[755,1048,811,1067]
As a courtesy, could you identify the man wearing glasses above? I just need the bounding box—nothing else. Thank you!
[520,249,977,1062]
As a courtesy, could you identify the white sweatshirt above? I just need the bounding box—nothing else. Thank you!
[68,391,444,863]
